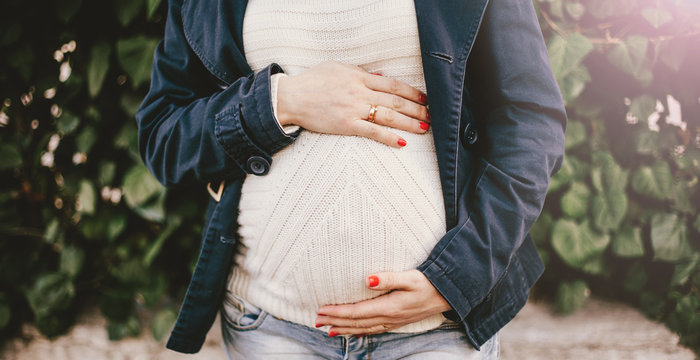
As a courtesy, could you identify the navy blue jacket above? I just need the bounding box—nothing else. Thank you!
[136,0,567,353]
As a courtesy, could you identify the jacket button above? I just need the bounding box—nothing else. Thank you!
[463,123,478,146]
[247,156,270,175]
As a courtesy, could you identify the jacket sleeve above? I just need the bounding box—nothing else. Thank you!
[135,0,299,186]
[418,0,567,321]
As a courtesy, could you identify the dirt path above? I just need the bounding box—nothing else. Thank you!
[2,297,695,359]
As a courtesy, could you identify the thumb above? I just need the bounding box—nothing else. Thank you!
[366,270,420,291]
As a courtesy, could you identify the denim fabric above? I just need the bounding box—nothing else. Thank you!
[220,293,499,360]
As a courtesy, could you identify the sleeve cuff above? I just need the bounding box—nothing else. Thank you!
[243,63,301,155]
[270,73,300,135]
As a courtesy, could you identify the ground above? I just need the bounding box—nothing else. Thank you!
[1,297,696,359]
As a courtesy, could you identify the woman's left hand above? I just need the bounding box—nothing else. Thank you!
[315,270,452,336]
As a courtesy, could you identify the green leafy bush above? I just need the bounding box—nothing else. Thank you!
[533,0,700,349]
[0,0,206,341]
[0,0,698,353]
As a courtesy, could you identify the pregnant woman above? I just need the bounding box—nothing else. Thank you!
[136,0,566,358]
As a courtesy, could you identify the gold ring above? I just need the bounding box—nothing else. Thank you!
[367,105,378,123]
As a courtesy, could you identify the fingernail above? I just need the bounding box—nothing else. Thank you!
[368,275,379,287]
[372,72,382,76]
[315,323,323,328]
[397,138,407,147]
[420,122,430,130]
[426,111,431,121]
[329,331,338,338]
[419,93,428,104]
[317,313,326,316]
[356,334,365,338]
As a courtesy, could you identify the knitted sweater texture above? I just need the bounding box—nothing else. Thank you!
[228,0,447,333]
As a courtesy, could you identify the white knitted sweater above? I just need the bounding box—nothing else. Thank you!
[227,0,447,333]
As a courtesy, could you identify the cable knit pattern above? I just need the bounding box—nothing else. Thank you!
[228,0,447,333]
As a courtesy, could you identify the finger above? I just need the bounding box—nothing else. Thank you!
[315,315,394,330]
[367,270,422,291]
[363,75,428,105]
[373,106,430,134]
[371,92,430,123]
[351,120,407,148]
[327,324,395,337]
[318,292,401,319]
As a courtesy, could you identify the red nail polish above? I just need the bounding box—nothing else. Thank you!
[356,335,365,338]
[368,275,379,287]
[397,138,407,147]
[317,313,326,316]
[315,323,323,328]
[420,122,430,130]
[372,72,382,76]
[426,111,431,121]
[329,331,338,338]
[419,93,428,104]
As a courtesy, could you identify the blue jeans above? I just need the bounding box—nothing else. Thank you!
[220,292,499,360]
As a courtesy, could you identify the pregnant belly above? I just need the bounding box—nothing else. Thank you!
[234,129,446,308]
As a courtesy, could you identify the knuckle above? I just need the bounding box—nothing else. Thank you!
[391,95,403,110]
[383,110,396,126]
[390,78,401,94]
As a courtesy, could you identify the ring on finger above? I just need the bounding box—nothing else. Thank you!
[367,104,378,123]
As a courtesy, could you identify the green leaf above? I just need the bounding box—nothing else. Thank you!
[591,191,628,231]
[551,219,611,269]
[116,36,159,89]
[151,308,177,341]
[607,36,649,81]
[564,120,586,150]
[146,0,162,19]
[629,95,657,123]
[107,316,141,340]
[77,180,96,215]
[44,218,61,244]
[587,0,638,19]
[122,165,163,208]
[99,161,116,186]
[591,152,628,193]
[650,213,692,262]
[555,280,589,314]
[107,213,127,242]
[75,126,97,154]
[612,226,644,257]
[548,32,594,81]
[671,254,700,286]
[59,246,84,278]
[56,111,80,135]
[26,273,75,318]
[549,155,586,192]
[132,191,166,223]
[143,216,181,267]
[120,92,143,118]
[114,0,144,27]
[694,214,700,233]
[0,143,22,170]
[530,212,552,246]
[561,181,590,219]
[641,7,673,29]
[635,128,659,155]
[631,161,673,201]
[87,42,112,98]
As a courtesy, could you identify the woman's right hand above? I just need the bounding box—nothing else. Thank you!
[275,60,431,148]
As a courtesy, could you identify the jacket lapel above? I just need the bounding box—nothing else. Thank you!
[413,0,489,226]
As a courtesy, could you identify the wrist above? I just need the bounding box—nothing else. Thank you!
[275,75,296,127]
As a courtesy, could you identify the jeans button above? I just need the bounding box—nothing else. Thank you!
[247,156,270,175]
